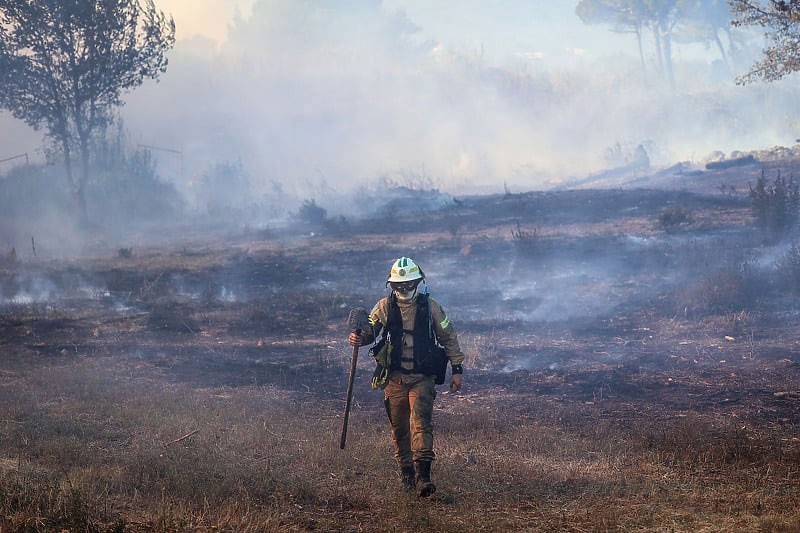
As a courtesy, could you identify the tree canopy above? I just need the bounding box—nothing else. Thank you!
[575,1,734,87]
[0,0,175,224]
[730,0,800,83]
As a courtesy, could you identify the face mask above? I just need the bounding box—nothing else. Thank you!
[394,286,418,303]
[391,280,419,303]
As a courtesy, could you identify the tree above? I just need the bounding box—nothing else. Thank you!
[647,0,683,89]
[676,0,736,72]
[576,0,651,82]
[0,0,175,225]
[576,1,732,88]
[576,0,687,88]
[730,0,800,83]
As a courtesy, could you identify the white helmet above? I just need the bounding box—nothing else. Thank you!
[387,257,424,282]
[388,257,425,303]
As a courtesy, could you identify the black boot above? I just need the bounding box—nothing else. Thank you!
[400,464,416,491]
[414,460,436,497]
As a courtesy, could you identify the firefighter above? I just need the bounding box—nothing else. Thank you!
[349,257,464,497]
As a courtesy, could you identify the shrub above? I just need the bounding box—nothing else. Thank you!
[674,258,765,316]
[87,124,185,224]
[296,199,327,228]
[196,159,252,215]
[749,171,800,240]
[0,163,74,218]
[657,205,693,233]
[511,220,539,250]
[774,243,800,294]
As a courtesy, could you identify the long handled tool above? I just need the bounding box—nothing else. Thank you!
[340,307,369,449]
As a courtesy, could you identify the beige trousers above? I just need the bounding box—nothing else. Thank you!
[383,373,436,466]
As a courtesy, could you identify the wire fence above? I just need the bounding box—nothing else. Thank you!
[0,153,29,176]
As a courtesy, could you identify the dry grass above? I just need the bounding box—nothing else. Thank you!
[1,337,798,532]
[0,352,800,531]
[2,183,800,531]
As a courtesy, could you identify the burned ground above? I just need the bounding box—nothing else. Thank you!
[1,159,799,531]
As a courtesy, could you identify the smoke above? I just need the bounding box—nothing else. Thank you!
[3,1,800,220]
[120,2,800,204]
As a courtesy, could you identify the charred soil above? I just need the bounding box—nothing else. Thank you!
[1,161,800,531]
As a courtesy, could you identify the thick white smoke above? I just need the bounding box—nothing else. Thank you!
[2,0,800,211]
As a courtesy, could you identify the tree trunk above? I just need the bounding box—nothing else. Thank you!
[652,22,664,77]
[663,30,675,91]
[60,134,86,225]
[636,26,647,85]
[714,30,730,70]
[77,128,91,227]
[724,27,738,71]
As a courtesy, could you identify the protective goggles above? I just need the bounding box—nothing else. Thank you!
[389,280,420,293]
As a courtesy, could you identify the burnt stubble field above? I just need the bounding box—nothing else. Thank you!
[2,158,800,532]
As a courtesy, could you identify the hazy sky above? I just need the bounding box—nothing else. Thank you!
[156,0,256,44]
[157,0,632,65]
[1,1,797,206]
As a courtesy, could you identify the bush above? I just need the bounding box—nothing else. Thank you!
[657,206,693,233]
[749,171,800,240]
[87,125,184,223]
[511,220,539,250]
[296,199,327,228]
[0,163,74,218]
[774,243,800,294]
[196,159,252,215]
[673,258,765,316]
